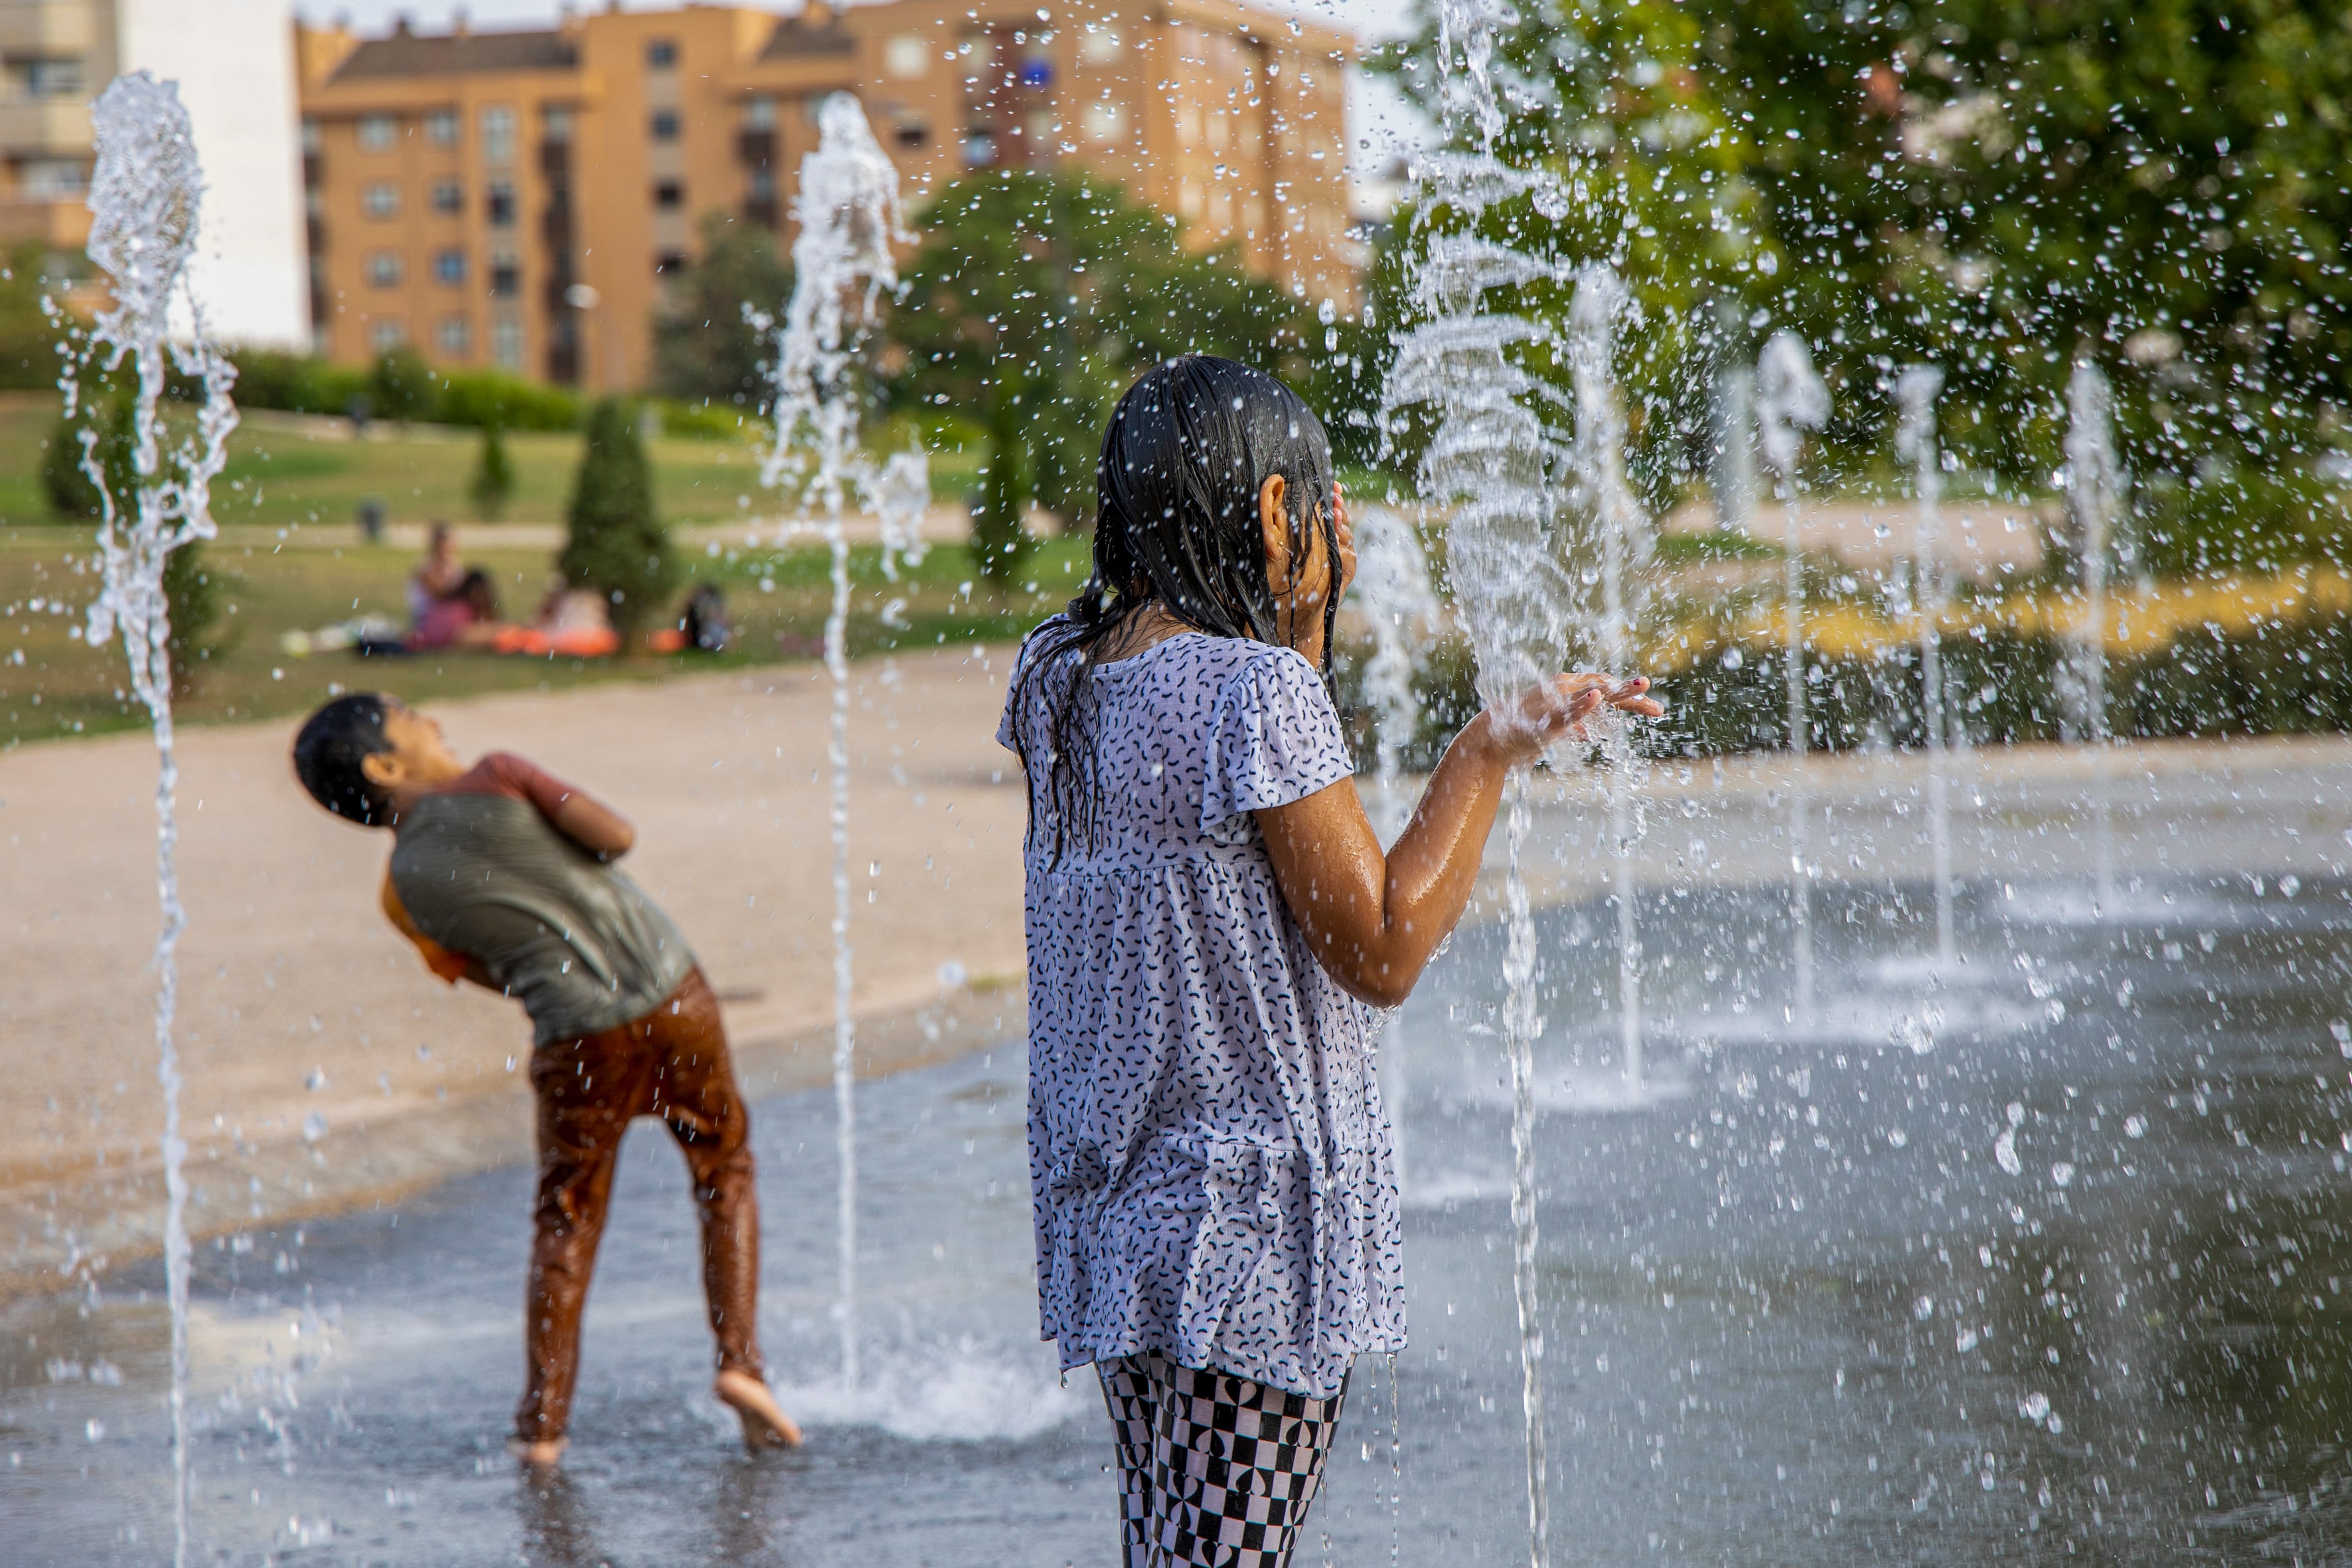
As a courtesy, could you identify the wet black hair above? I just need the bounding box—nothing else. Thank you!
[291,692,398,826]
[1008,355,1340,865]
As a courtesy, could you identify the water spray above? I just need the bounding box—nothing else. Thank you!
[1755,330,1829,1026]
[1895,364,1956,965]
[67,72,240,1568]
[757,92,919,1393]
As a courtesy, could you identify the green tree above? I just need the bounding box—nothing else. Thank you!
[368,345,437,424]
[469,424,514,520]
[0,242,61,390]
[653,214,795,407]
[1383,0,2352,554]
[559,398,676,640]
[892,169,1332,585]
[46,382,229,690]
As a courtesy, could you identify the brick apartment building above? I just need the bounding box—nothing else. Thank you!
[295,1,1357,394]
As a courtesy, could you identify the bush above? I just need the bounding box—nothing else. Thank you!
[437,368,580,432]
[224,348,580,431]
[1339,603,2352,773]
[469,425,514,520]
[969,388,1035,591]
[558,398,676,639]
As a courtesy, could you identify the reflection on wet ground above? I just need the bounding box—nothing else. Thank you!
[8,868,2352,1565]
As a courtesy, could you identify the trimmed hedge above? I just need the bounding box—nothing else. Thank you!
[223,349,581,431]
[1336,609,2352,771]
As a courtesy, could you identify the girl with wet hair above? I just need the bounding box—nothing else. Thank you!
[998,356,1660,1567]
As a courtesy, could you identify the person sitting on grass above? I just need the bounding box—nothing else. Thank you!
[998,356,1662,1568]
[289,694,801,1466]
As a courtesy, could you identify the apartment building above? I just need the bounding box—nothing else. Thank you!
[295,1,1355,394]
[0,0,308,345]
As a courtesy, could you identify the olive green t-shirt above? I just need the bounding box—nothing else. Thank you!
[388,753,694,1044]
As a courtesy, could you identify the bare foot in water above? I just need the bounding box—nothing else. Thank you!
[715,1368,802,1450]
[509,1437,567,1467]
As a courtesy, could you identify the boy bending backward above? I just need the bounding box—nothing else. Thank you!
[291,694,799,1464]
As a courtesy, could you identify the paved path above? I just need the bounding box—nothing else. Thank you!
[8,631,2351,1296]
[0,647,1032,1294]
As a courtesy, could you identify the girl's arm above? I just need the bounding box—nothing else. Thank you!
[1257,676,1660,1008]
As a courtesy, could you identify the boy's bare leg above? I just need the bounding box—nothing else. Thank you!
[655,971,801,1450]
[514,1034,643,1458]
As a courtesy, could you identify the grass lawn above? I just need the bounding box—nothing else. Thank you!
[0,390,987,539]
[0,388,1038,748]
[0,527,1087,750]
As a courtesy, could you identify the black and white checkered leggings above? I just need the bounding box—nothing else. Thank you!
[1097,1353,1348,1568]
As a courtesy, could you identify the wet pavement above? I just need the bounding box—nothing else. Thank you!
[9,858,2352,1565]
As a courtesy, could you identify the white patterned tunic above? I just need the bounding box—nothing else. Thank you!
[997,624,1407,1399]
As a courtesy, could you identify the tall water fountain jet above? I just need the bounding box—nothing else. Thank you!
[1755,331,1829,1025]
[1711,359,1757,533]
[1350,504,1441,846]
[2065,359,2122,913]
[1895,365,1957,964]
[1380,3,1572,1557]
[64,72,239,1568]
[1561,266,1655,1088]
[756,92,915,1392]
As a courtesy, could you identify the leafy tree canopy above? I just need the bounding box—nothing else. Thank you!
[1377,0,2352,525]
[890,168,1366,583]
[653,214,795,408]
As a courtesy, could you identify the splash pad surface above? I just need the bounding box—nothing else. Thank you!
[12,738,2352,1564]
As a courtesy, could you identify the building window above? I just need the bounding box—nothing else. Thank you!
[370,319,407,351]
[301,118,321,155]
[896,122,929,149]
[437,315,472,354]
[654,251,686,277]
[433,249,467,285]
[363,181,400,218]
[963,131,995,168]
[742,96,776,131]
[747,169,776,202]
[366,251,403,287]
[491,314,524,368]
[358,114,397,153]
[485,179,516,227]
[653,180,684,210]
[1079,25,1123,63]
[649,109,681,141]
[1083,102,1124,143]
[647,38,677,69]
[885,35,929,79]
[1020,56,1053,89]
[431,178,463,215]
[425,108,459,147]
[543,106,573,144]
[488,253,520,297]
[19,159,86,197]
[19,57,84,98]
[481,105,516,164]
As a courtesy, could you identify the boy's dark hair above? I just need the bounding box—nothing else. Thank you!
[291,692,398,826]
[1010,356,1340,865]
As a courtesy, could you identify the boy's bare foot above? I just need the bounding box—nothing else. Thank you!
[508,1437,567,1467]
[714,1368,802,1450]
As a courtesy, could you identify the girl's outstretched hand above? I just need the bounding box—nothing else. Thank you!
[1484,674,1664,767]
[1257,672,1663,1009]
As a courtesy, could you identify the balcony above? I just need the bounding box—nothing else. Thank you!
[0,3,96,58]
[0,193,87,249]
[0,95,90,157]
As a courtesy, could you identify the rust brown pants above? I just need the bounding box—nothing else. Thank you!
[516,968,763,1443]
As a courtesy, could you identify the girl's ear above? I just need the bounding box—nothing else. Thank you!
[1259,473,1292,588]
[358,750,406,789]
